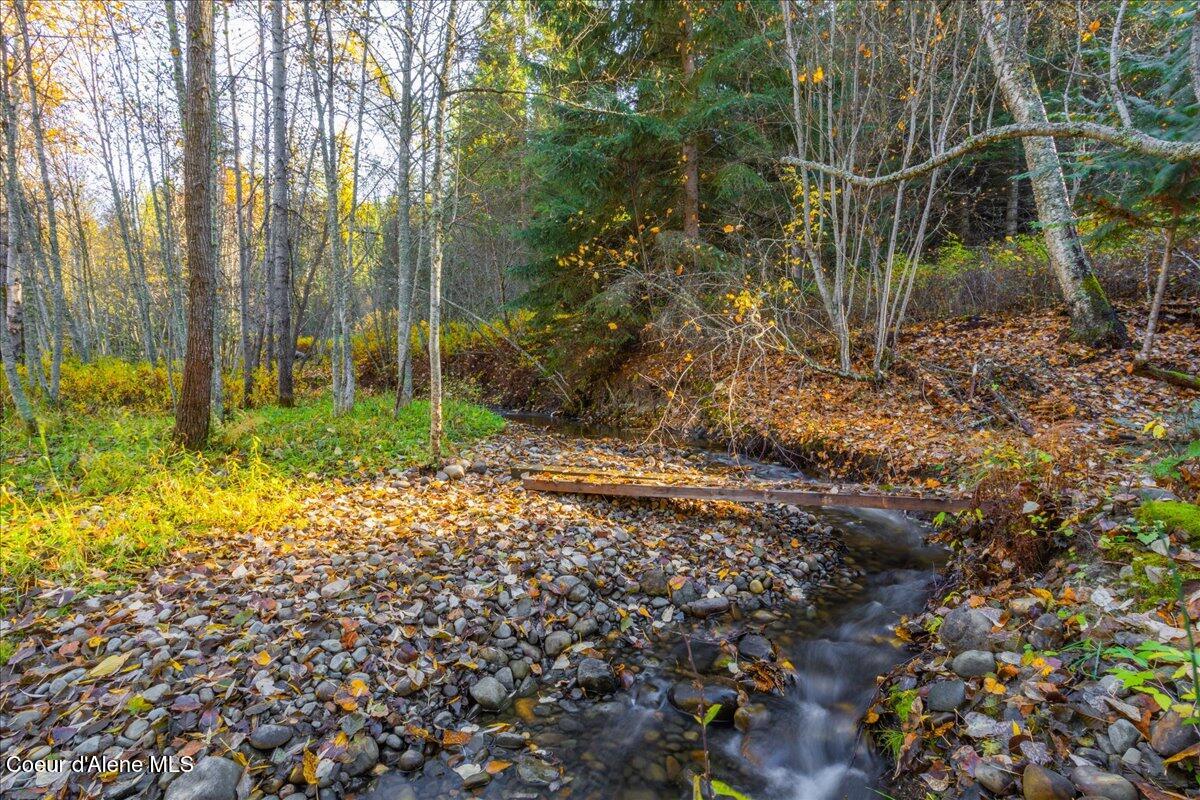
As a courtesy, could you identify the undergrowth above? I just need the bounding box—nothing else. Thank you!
[0,391,503,597]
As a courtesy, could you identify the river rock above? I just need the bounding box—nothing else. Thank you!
[576,658,616,694]
[733,703,769,732]
[1028,613,1064,649]
[1150,711,1199,756]
[1021,764,1075,800]
[974,762,1014,794]
[469,676,507,710]
[684,597,729,617]
[939,607,992,654]
[1107,719,1139,754]
[164,756,243,800]
[249,724,293,750]
[737,635,773,661]
[641,569,669,597]
[668,681,738,720]
[1068,765,1135,800]
[443,464,465,480]
[516,756,558,787]
[543,630,574,657]
[927,679,966,712]
[398,748,424,771]
[952,649,996,677]
[345,734,379,776]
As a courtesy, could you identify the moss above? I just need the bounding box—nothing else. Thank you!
[1137,500,1200,546]
[1080,273,1110,305]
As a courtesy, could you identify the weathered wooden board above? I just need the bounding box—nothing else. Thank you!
[519,471,978,513]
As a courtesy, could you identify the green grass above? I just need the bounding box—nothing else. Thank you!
[1,393,504,595]
[1137,500,1200,546]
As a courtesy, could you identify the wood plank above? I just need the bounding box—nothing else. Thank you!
[522,476,978,513]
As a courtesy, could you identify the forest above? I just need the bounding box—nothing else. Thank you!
[1,1,1198,800]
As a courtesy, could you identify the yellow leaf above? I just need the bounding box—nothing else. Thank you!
[88,652,131,678]
[87,635,103,649]
[607,322,618,330]
[722,224,735,233]
[812,66,824,83]
[348,678,369,697]
[485,759,512,774]
[302,750,319,785]
[253,651,272,667]
[442,730,472,747]
[983,676,1007,695]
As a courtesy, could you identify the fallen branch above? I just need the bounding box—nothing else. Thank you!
[1132,360,1200,391]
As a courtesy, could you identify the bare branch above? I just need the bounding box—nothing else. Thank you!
[781,121,1200,189]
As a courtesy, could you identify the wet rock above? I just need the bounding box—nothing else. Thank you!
[1028,613,1064,650]
[459,764,491,789]
[1021,764,1075,800]
[543,630,574,657]
[1107,719,1139,754]
[939,607,992,654]
[345,734,379,776]
[469,676,507,711]
[1068,765,1135,800]
[1150,711,1200,756]
[516,756,558,787]
[249,724,293,750]
[951,650,996,678]
[668,681,738,720]
[164,756,243,800]
[748,579,764,595]
[733,703,769,732]
[576,658,616,694]
[927,679,966,712]
[398,749,424,771]
[736,635,773,661]
[684,597,729,617]
[974,762,1015,795]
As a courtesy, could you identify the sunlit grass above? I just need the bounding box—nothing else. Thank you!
[0,393,504,596]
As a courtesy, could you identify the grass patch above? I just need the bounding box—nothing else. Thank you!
[1,393,504,595]
[1137,500,1200,546]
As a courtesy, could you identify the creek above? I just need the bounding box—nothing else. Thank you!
[377,415,946,799]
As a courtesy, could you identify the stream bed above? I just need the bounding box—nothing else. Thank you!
[371,420,947,799]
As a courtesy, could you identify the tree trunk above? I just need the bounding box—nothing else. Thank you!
[174,0,215,449]
[16,0,68,402]
[680,3,699,241]
[428,0,458,464]
[1137,226,1174,363]
[981,0,1127,347]
[1004,173,1021,238]
[271,0,294,406]
[0,44,35,428]
[225,6,253,408]
[394,0,416,414]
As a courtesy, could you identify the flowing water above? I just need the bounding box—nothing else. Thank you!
[374,418,946,800]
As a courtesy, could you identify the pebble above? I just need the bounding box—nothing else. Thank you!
[164,756,243,800]
[1021,764,1075,800]
[469,676,508,710]
[249,724,293,750]
[951,649,996,677]
[927,680,966,712]
[1069,765,1136,800]
[939,606,992,653]
[576,658,617,694]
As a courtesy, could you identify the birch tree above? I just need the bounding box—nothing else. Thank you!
[428,0,458,462]
[271,0,294,406]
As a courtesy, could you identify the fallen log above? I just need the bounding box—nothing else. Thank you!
[515,464,982,514]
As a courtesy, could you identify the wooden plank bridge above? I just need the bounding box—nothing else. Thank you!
[513,463,978,514]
